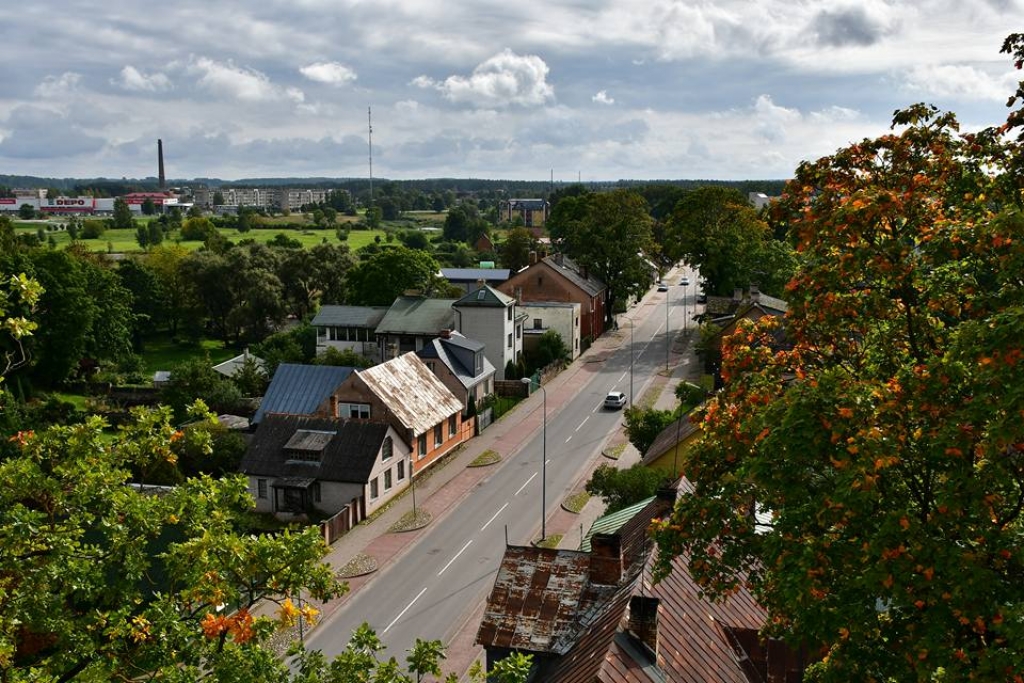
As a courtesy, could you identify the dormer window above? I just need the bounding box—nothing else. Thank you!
[283,429,335,463]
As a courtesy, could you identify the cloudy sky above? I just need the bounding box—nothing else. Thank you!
[0,0,1019,182]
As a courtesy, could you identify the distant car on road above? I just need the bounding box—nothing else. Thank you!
[697,292,708,304]
[681,276,690,286]
[604,391,627,410]
[657,282,669,292]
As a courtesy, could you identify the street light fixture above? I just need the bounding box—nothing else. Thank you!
[629,319,634,407]
[521,376,547,541]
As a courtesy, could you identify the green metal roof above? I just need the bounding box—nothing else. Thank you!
[580,496,656,552]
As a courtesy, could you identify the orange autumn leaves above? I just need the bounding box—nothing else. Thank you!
[199,599,318,644]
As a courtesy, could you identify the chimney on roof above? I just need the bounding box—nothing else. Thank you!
[157,139,166,189]
[529,251,537,266]
[580,265,588,280]
[749,283,760,301]
[627,596,661,658]
[589,534,623,585]
[554,253,564,267]
[733,287,745,303]
[476,278,486,291]
[440,329,452,339]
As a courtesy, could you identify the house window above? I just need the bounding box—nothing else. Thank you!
[516,325,521,339]
[449,415,457,437]
[349,404,370,419]
[370,477,379,500]
[384,469,393,491]
[474,351,483,374]
[397,460,406,481]
[313,482,321,503]
[537,276,543,286]
[257,479,267,499]
[507,333,513,348]
[434,424,443,447]
[418,433,427,458]
[534,318,542,329]
[382,436,393,461]
[507,306,513,321]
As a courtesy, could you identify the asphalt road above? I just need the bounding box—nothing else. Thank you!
[304,267,698,663]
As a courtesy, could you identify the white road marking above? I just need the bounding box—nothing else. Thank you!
[565,436,573,443]
[515,473,537,496]
[438,540,473,576]
[576,416,590,431]
[618,371,627,382]
[481,503,508,531]
[383,586,427,634]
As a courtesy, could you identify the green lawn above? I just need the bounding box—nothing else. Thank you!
[13,221,388,253]
[137,337,236,374]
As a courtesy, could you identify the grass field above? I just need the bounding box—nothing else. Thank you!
[13,221,391,253]
[137,337,236,373]
[12,208,450,254]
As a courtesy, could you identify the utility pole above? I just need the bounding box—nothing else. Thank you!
[367,107,374,212]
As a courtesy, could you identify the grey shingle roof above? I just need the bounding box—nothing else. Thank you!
[453,284,514,308]
[544,255,605,297]
[311,305,390,328]
[375,297,456,335]
[240,414,388,484]
[253,363,354,424]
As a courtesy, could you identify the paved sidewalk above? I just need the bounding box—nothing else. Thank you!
[298,267,703,679]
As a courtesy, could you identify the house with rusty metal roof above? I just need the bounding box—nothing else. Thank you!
[477,482,811,682]
[239,414,409,522]
[331,352,468,475]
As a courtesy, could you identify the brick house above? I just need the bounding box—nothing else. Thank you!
[498,253,607,348]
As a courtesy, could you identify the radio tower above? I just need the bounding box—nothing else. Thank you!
[367,107,374,212]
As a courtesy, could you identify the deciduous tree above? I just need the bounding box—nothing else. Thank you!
[653,82,1024,679]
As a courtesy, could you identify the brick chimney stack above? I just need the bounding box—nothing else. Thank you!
[589,534,623,585]
[627,596,661,657]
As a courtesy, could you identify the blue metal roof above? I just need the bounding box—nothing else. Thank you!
[253,363,355,424]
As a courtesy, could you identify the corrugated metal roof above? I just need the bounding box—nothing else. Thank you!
[440,268,512,282]
[212,352,266,378]
[454,284,514,308]
[356,353,463,435]
[581,497,656,552]
[311,305,389,328]
[253,363,354,423]
[375,297,456,335]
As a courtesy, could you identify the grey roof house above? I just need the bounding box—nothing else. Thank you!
[311,305,389,359]
[374,295,457,362]
[417,331,496,412]
[239,414,411,520]
[440,268,512,294]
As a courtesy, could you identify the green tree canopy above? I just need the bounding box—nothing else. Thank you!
[346,246,441,306]
[112,197,136,230]
[586,463,669,514]
[0,405,344,681]
[500,226,534,272]
[547,189,655,325]
[653,83,1024,680]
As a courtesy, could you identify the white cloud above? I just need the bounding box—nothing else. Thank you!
[414,49,554,108]
[189,57,304,103]
[901,63,1016,101]
[592,90,615,105]
[114,65,172,92]
[34,72,82,98]
[752,94,801,143]
[300,61,357,86]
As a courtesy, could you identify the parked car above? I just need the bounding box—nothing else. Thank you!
[697,292,708,304]
[681,276,691,286]
[604,391,627,409]
[657,282,669,292]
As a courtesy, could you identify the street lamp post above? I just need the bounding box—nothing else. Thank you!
[665,283,670,374]
[521,377,547,541]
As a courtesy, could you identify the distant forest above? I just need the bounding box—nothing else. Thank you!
[0,174,788,199]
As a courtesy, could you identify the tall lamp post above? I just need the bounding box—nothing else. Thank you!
[629,319,635,407]
[665,283,671,374]
[521,376,548,541]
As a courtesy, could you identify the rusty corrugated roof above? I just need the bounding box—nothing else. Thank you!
[356,352,463,436]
